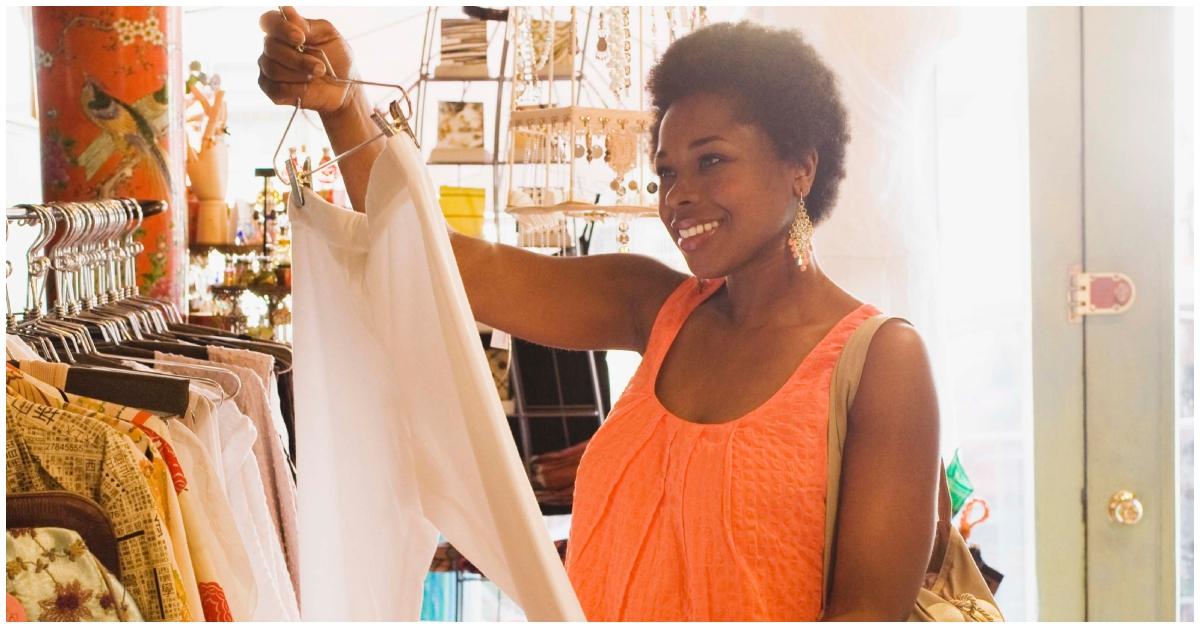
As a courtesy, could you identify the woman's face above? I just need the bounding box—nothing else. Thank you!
[654,91,806,279]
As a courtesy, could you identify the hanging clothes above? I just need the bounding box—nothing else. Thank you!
[10,363,257,621]
[6,197,300,622]
[149,355,300,620]
[155,350,300,594]
[5,394,188,621]
[289,132,584,621]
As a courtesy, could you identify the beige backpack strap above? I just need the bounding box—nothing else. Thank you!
[819,314,910,616]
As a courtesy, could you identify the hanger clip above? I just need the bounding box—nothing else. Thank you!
[285,159,306,207]
[372,101,419,148]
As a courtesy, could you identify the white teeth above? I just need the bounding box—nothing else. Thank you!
[680,221,720,239]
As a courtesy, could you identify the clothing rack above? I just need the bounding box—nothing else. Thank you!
[6,197,302,621]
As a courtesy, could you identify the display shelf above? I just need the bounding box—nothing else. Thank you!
[506,405,603,419]
[509,105,653,131]
[506,201,657,220]
[189,243,263,256]
[247,283,290,301]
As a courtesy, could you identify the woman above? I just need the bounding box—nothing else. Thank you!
[258,7,940,621]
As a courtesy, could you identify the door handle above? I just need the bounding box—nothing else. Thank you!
[1107,490,1144,525]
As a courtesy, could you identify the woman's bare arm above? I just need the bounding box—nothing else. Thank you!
[822,320,941,621]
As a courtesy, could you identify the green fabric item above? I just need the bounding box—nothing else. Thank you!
[946,450,975,516]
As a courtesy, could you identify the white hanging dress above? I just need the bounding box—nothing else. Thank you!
[290,132,585,621]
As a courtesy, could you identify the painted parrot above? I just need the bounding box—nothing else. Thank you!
[77,75,174,196]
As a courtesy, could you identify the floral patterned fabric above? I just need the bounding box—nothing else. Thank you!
[6,527,144,621]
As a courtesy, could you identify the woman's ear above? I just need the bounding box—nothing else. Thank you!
[791,148,819,198]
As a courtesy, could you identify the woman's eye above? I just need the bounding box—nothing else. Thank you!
[699,154,723,169]
[656,167,675,179]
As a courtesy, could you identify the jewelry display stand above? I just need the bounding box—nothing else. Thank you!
[504,7,707,252]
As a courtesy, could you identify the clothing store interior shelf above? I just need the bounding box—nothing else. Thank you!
[411,6,511,222]
[189,243,263,256]
[506,202,659,220]
[509,106,654,131]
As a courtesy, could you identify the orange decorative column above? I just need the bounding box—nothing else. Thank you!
[33,7,187,308]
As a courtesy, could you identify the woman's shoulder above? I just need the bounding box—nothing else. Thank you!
[611,255,691,351]
[849,315,937,432]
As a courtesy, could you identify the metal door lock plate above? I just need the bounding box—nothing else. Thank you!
[1069,265,1136,322]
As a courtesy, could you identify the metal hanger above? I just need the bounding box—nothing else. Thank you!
[272,7,419,207]
[88,353,241,404]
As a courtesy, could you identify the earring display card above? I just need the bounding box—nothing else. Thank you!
[434,19,489,79]
[430,101,491,164]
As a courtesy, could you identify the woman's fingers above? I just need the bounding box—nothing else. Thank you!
[257,71,307,106]
[304,17,341,45]
[258,9,305,47]
[263,36,324,75]
[258,54,311,84]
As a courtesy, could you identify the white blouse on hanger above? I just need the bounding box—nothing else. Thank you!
[290,132,584,621]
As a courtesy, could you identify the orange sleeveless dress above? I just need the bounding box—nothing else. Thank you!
[566,276,881,621]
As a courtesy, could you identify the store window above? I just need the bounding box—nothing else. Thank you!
[931,8,1035,620]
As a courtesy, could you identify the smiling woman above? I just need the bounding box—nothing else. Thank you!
[257,6,944,621]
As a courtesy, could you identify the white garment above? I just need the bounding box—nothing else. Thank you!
[205,346,293,461]
[165,413,257,621]
[208,391,300,620]
[6,334,41,360]
[127,357,298,620]
[172,379,300,624]
[290,134,584,621]
[156,350,299,593]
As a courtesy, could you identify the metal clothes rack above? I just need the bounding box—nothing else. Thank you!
[7,199,165,222]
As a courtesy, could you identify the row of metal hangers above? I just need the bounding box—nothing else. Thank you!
[6,198,243,409]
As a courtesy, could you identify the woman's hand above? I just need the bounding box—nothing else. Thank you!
[257,6,379,212]
[257,6,356,114]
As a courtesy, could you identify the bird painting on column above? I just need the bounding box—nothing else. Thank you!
[77,75,173,198]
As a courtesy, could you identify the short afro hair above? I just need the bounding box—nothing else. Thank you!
[647,21,851,225]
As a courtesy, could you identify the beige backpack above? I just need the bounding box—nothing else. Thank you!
[821,314,1004,621]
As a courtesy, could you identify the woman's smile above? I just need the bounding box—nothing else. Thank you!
[676,219,723,252]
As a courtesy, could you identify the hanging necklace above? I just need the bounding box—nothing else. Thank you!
[595,10,609,61]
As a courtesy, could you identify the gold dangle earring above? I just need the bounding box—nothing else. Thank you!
[788,194,814,271]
